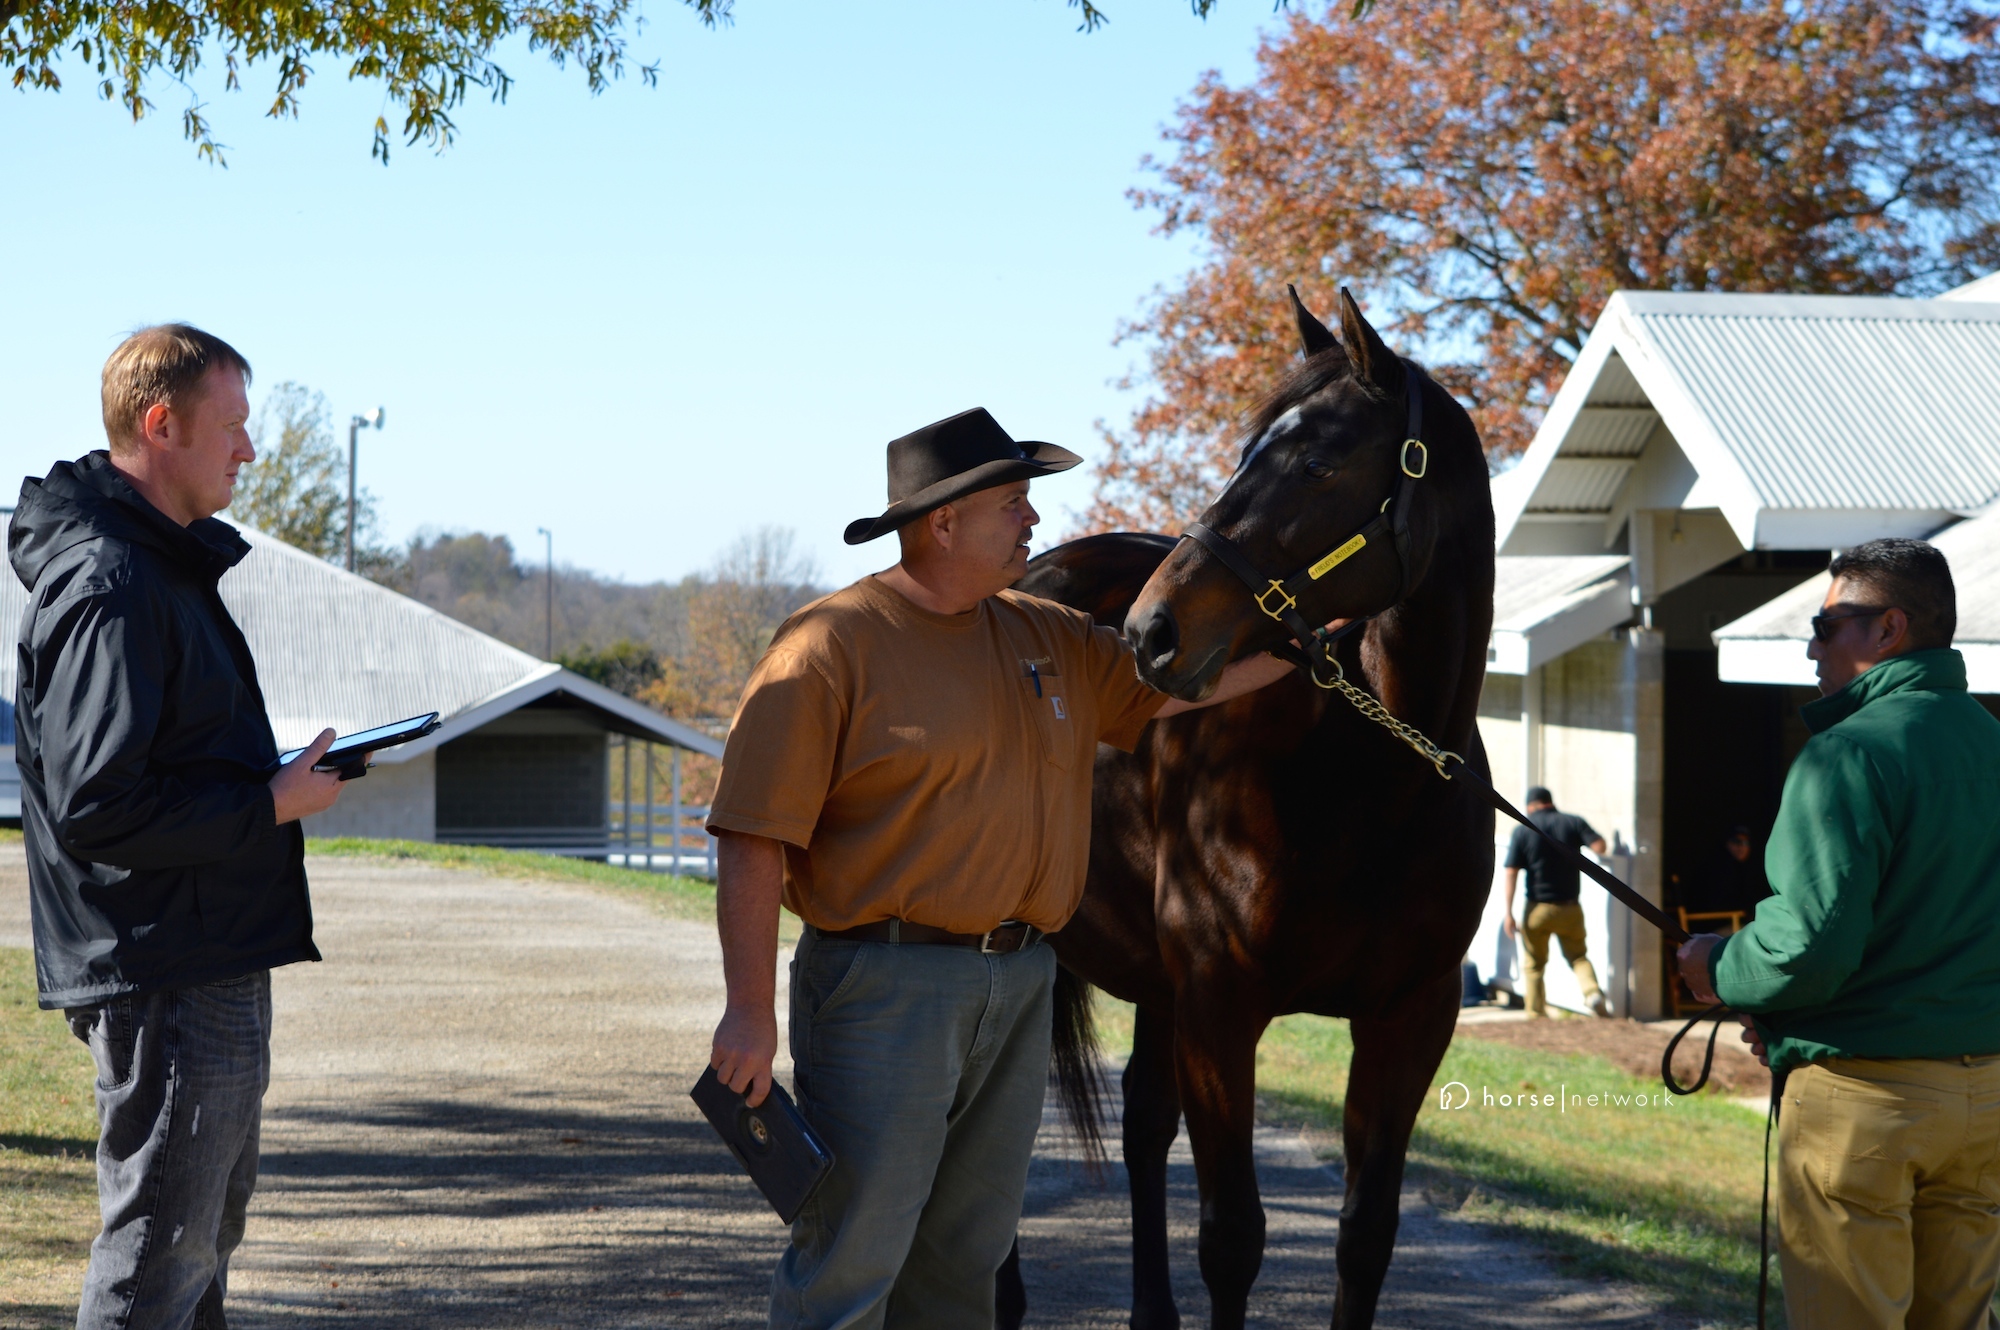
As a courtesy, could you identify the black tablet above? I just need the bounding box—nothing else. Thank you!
[278,712,442,777]
[690,1066,835,1224]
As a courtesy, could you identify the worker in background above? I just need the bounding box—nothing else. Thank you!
[1502,787,1612,1018]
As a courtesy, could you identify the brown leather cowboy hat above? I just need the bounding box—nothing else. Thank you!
[843,407,1082,545]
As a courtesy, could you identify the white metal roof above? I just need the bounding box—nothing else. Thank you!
[1711,507,2000,693]
[1497,291,2000,558]
[1486,555,1632,675]
[0,515,722,761]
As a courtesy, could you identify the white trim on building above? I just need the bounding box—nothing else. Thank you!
[1497,290,2000,563]
[1487,555,1632,675]
[1712,505,2000,693]
[1942,270,2000,303]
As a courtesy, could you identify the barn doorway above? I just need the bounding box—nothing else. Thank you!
[1651,553,1824,1009]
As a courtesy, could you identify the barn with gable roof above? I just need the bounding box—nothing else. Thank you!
[0,516,721,867]
[1472,273,2000,1019]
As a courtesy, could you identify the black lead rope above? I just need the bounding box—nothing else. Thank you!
[1661,1005,1786,1330]
[1662,1003,1730,1094]
[1758,1070,1786,1329]
[1449,760,1688,943]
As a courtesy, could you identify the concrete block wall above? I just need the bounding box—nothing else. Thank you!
[1472,631,1664,1018]
[302,749,436,842]
[1542,636,1643,851]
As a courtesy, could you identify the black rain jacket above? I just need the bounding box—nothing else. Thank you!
[11,451,315,1009]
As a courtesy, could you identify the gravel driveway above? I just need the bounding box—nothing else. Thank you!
[5,852,1678,1327]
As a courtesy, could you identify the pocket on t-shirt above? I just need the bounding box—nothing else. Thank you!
[1024,684,1075,771]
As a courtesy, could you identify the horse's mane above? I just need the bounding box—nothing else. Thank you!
[1237,346,1402,458]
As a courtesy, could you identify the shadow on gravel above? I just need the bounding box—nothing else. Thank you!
[259,1096,721,1199]
[238,1094,786,1329]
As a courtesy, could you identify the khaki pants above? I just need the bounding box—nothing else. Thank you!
[1779,1055,2000,1330]
[1520,901,1602,1017]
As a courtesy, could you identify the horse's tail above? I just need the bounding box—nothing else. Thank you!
[1050,963,1109,1165]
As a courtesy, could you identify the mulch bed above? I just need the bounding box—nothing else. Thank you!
[1454,1014,1774,1099]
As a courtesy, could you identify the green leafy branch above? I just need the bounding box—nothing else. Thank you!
[0,0,734,163]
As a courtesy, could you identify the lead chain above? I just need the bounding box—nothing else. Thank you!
[1309,649,1462,780]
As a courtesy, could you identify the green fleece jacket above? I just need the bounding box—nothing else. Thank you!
[1709,649,2000,1073]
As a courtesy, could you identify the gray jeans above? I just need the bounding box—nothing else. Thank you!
[66,972,272,1330]
[774,928,1055,1330]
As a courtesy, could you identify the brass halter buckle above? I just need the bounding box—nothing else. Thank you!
[1255,580,1298,621]
[1400,439,1429,479]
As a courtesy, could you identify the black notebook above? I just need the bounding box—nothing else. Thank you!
[690,1067,835,1224]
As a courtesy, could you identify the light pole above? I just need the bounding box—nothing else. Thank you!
[536,527,553,659]
[347,407,385,572]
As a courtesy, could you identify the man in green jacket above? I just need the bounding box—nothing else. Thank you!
[1677,537,2000,1330]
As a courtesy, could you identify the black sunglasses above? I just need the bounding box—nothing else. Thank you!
[1810,607,1888,643]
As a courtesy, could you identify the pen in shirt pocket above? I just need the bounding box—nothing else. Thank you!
[1020,657,1059,698]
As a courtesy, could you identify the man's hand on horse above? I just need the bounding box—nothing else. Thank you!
[1152,651,1295,719]
[1150,613,1353,719]
[711,1003,778,1108]
[1675,932,1724,1005]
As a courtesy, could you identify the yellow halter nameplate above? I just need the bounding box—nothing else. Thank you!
[1308,533,1368,580]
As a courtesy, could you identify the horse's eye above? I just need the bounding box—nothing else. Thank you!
[1303,457,1334,480]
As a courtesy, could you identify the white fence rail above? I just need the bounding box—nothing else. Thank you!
[608,803,718,878]
[607,735,719,879]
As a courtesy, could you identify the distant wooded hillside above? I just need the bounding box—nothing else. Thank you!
[377,526,822,724]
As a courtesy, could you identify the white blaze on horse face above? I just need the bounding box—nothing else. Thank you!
[1219,405,1306,504]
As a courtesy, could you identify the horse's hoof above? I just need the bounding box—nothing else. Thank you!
[1130,1307,1181,1330]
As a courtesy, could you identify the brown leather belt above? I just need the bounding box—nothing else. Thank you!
[810,918,1043,955]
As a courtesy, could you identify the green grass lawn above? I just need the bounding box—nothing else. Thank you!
[0,946,101,1327]
[1096,999,1782,1328]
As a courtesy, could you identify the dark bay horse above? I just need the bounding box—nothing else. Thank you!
[1003,290,1496,1329]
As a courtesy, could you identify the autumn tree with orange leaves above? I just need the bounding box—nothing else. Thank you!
[1087,0,2000,532]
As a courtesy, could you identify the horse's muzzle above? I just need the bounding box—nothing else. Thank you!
[1126,601,1225,701]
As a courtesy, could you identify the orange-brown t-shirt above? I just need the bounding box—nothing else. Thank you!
[706,575,1164,934]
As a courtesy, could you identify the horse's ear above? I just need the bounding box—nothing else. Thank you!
[1288,284,1339,358]
[1338,287,1403,391]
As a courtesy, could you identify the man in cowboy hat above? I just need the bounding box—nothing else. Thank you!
[707,407,1292,1328]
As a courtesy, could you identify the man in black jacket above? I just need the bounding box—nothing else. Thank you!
[11,324,346,1330]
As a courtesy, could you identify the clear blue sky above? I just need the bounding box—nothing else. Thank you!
[3,0,1276,587]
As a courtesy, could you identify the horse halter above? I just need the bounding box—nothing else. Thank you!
[1180,359,1429,685]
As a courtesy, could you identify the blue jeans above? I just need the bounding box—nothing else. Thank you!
[774,929,1055,1330]
[65,972,273,1330]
